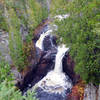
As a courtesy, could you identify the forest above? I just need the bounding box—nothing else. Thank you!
[0,0,100,100]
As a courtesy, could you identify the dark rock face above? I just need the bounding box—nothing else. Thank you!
[17,21,58,93]
[43,49,57,62]
[43,35,57,51]
[63,53,80,84]
[17,47,57,93]
[17,31,79,98]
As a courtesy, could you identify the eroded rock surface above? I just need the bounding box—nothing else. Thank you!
[83,84,100,100]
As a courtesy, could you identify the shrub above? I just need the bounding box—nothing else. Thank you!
[0,59,11,83]
[50,0,68,16]
[54,0,100,84]
[2,0,48,71]
[4,7,26,71]
[0,4,8,31]
[0,59,37,100]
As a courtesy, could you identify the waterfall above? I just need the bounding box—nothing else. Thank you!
[36,30,52,50]
[34,44,72,94]
[54,45,69,73]
[31,14,72,99]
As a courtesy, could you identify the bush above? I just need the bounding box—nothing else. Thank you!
[0,1,47,99]
[50,0,68,16]
[4,7,26,71]
[54,0,100,84]
[1,0,48,71]
[0,59,11,83]
[0,4,8,31]
[0,81,37,100]
[0,59,37,100]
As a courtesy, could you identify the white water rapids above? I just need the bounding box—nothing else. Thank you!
[35,15,72,94]
[35,44,72,94]
[35,43,72,94]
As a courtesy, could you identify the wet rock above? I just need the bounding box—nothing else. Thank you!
[43,35,57,51]
[42,48,57,62]
[17,47,56,93]
[35,47,45,63]
[19,60,55,93]
[63,53,80,84]
[34,18,50,35]
[33,25,49,43]
[35,46,57,70]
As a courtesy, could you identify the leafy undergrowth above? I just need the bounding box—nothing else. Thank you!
[0,59,37,100]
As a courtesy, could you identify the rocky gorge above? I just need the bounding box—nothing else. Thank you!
[14,16,83,100]
[16,17,74,99]
[0,3,100,100]
[14,16,100,100]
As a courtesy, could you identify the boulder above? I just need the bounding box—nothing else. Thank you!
[83,83,98,100]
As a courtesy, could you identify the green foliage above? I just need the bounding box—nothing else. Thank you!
[24,0,48,41]
[0,4,8,31]
[0,0,47,99]
[54,0,100,84]
[50,0,68,16]
[4,7,26,71]
[0,81,23,100]
[0,81,37,100]
[0,60,37,100]
[0,0,49,71]
[0,59,11,83]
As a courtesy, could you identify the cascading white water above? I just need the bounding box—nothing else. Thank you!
[36,30,52,50]
[54,45,69,73]
[33,14,72,95]
[34,44,72,94]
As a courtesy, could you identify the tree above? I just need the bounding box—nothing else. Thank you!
[54,0,100,84]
